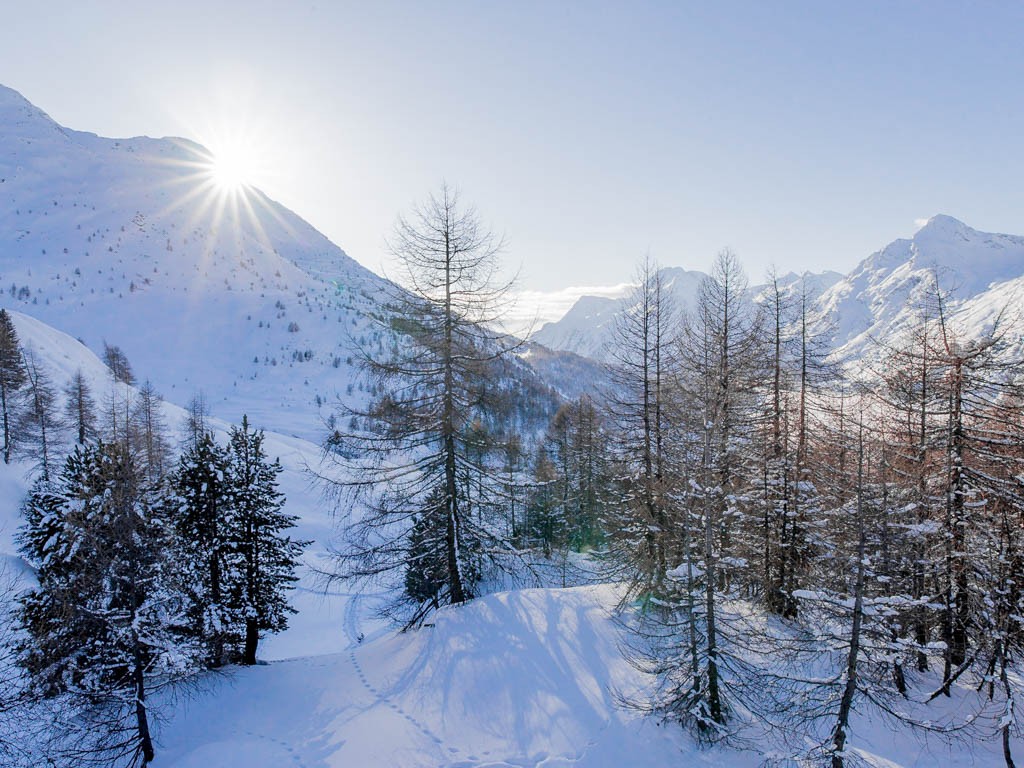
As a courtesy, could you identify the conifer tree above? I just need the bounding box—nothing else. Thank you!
[64,369,98,446]
[102,342,135,386]
[227,416,304,665]
[169,431,239,667]
[323,184,522,623]
[0,309,26,463]
[18,348,65,481]
[131,380,171,483]
[604,257,677,594]
[17,442,198,767]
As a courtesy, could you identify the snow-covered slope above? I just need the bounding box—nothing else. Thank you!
[0,307,355,667]
[817,214,1024,360]
[0,83,391,441]
[157,585,699,768]
[0,84,596,439]
[533,267,841,362]
[146,580,1018,768]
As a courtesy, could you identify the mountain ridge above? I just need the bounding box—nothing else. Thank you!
[532,214,1024,364]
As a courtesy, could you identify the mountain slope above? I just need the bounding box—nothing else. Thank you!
[817,214,1024,360]
[0,83,391,441]
[0,84,593,440]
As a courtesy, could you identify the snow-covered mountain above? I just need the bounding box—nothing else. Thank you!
[0,83,397,441]
[533,266,842,361]
[816,214,1024,360]
[533,215,1024,366]
[0,84,587,441]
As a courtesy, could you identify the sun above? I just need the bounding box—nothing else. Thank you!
[208,142,256,192]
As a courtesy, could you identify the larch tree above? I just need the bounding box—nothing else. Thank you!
[603,256,677,596]
[322,183,522,624]
[102,342,135,386]
[64,369,98,446]
[130,380,171,483]
[633,250,765,736]
[18,348,65,482]
[0,308,26,464]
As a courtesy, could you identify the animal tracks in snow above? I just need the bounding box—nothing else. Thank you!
[347,644,457,756]
[240,729,308,768]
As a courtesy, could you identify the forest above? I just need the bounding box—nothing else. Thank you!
[321,188,1024,767]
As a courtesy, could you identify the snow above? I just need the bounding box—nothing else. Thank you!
[816,214,1024,362]
[156,586,697,768]
[0,82,390,443]
[2,84,1024,768]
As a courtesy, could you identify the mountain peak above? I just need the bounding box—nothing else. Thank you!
[0,82,66,141]
[914,214,971,239]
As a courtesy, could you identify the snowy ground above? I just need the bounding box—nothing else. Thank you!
[153,581,1019,768]
[155,586,695,768]
[0,312,1019,768]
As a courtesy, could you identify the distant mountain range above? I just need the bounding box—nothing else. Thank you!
[531,267,844,361]
[532,215,1024,365]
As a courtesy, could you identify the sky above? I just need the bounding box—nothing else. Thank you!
[3,1,1023,324]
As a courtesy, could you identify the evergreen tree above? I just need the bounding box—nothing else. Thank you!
[169,431,239,667]
[404,486,482,623]
[227,416,305,665]
[0,309,26,464]
[17,442,198,767]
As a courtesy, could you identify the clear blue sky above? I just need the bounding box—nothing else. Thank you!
[3,1,1022,305]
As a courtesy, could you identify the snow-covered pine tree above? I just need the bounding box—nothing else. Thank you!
[0,308,26,464]
[17,441,199,767]
[168,431,240,668]
[226,415,304,665]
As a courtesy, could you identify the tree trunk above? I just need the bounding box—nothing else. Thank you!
[243,617,259,666]
[133,634,156,766]
[1,378,9,463]
[832,429,868,768]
